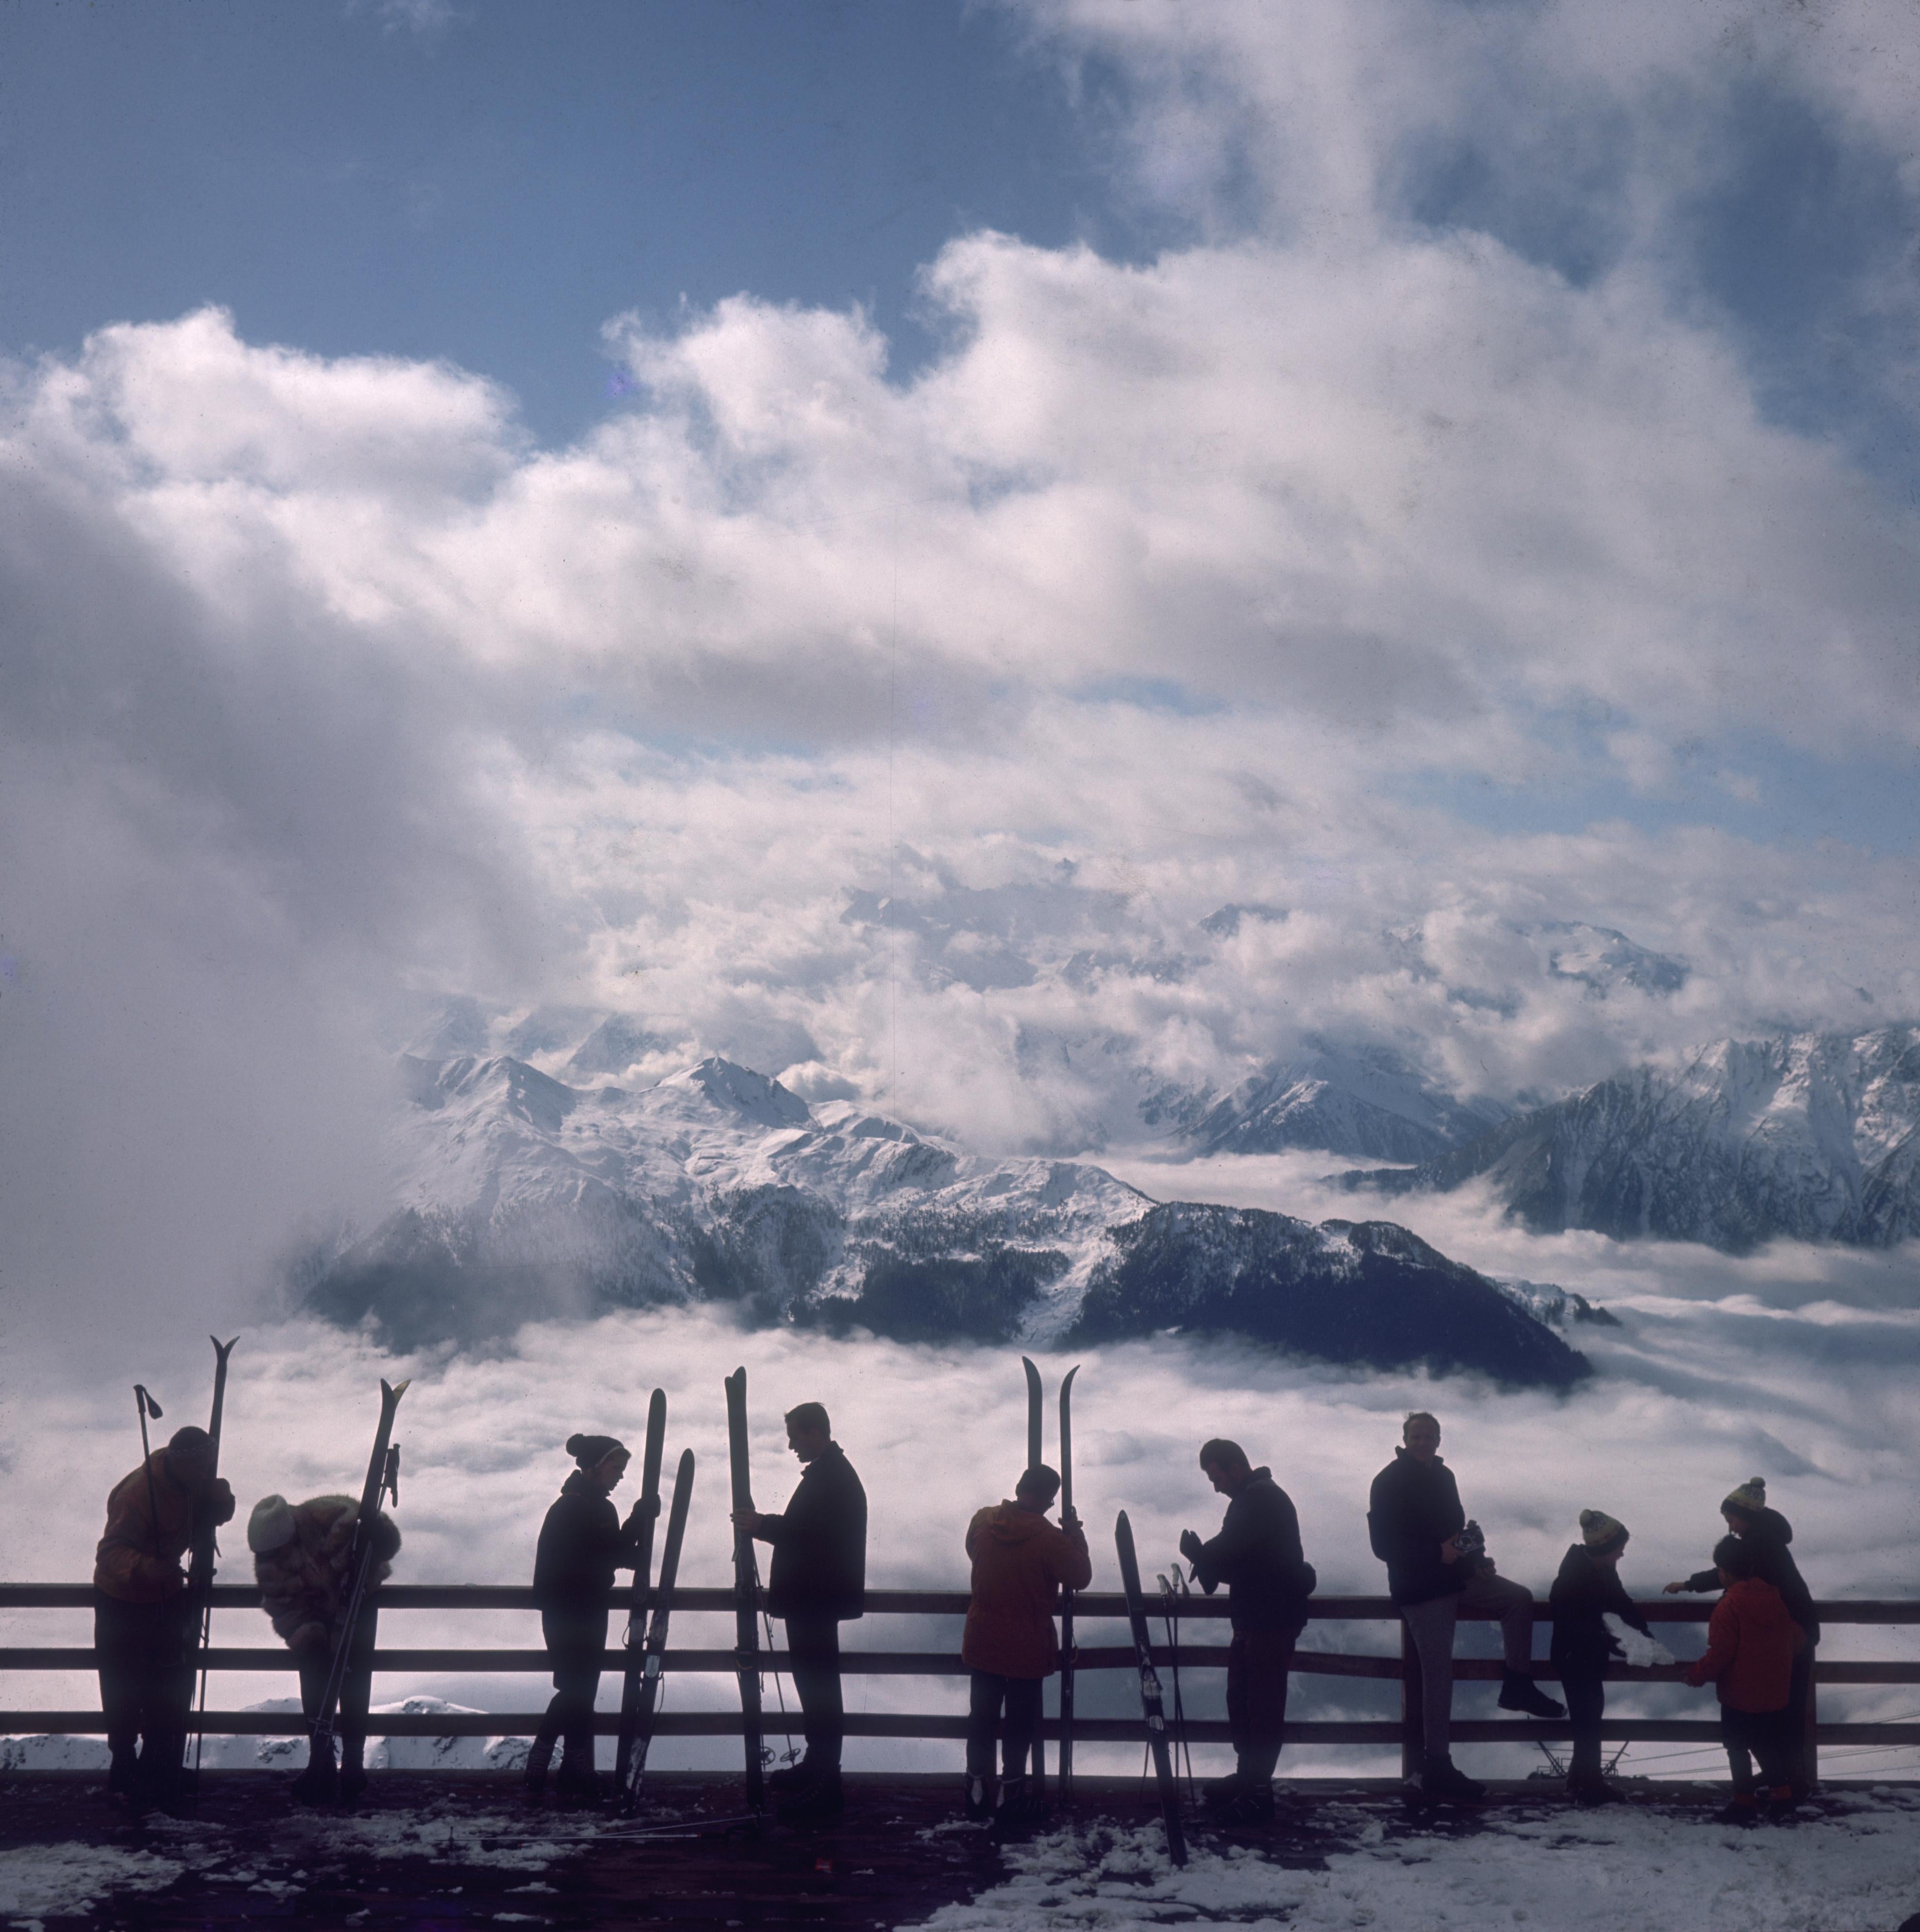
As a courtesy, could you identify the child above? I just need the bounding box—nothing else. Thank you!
[1549,1509,1652,1803]
[1684,1534,1805,1825]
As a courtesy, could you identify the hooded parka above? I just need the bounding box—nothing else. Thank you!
[961,1502,1093,1679]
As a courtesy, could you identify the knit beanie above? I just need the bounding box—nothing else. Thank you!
[566,1432,627,1469]
[1579,1508,1628,1552]
[247,1494,297,1553]
[1722,1477,1767,1519]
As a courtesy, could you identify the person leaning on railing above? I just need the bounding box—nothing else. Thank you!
[93,1426,235,1811]
[1548,1509,1652,1807]
[1367,1410,1565,1804]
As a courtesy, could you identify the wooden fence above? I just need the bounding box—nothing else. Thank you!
[5,1585,1918,1780]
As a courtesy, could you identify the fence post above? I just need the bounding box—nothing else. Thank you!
[1399,1618,1421,1780]
[1803,1654,1819,1793]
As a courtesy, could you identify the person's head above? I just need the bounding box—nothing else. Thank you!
[785,1402,832,1462]
[1713,1533,1759,1586]
[1721,1477,1767,1533]
[1579,1509,1629,1567]
[1015,1465,1061,1514]
[1198,1438,1253,1496]
[164,1426,215,1489]
[1402,1412,1442,1460]
[566,1433,630,1492]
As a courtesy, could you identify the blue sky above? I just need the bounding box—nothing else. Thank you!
[3,0,1920,1189]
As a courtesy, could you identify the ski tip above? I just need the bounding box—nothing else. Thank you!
[1061,1363,1079,1390]
[211,1333,240,1354]
[383,1377,412,1402]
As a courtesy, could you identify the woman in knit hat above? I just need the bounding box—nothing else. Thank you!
[526,1432,659,1802]
[1549,1509,1653,1804]
[1663,1477,1818,1796]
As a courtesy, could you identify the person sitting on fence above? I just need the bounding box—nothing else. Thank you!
[1549,1509,1655,1806]
[528,1432,657,1804]
[248,1492,399,1805]
[960,1461,1091,1834]
[1664,1477,1818,1797]
[1177,1437,1316,1825]
[735,1400,868,1826]
[93,1425,236,1810]
[1367,1410,1565,1804]
[1683,1533,1805,1826]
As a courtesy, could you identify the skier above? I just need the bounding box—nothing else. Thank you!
[247,1490,400,1803]
[1664,1477,1817,1796]
[1177,1437,1316,1824]
[1366,1411,1564,1801]
[529,1433,659,1803]
[1548,1509,1652,1804]
[960,1463,1091,1831]
[93,1425,236,1809]
[1683,1534,1805,1824]
[734,1400,867,1824]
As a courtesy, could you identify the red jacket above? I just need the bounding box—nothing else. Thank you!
[93,1452,235,1604]
[1685,1577,1803,1713]
[961,1504,1093,1680]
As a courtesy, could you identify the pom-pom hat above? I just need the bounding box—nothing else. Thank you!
[1722,1477,1768,1518]
[1579,1508,1628,1551]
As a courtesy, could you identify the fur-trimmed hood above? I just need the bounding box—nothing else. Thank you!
[251,1493,401,1654]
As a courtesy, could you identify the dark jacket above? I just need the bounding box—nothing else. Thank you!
[1189,1470,1317,1633]
[1367,1449,1467,1608]
[762,1443,867,1622]
[962,1503,1093,1677]
[1549,1544,1651,1677]
[1685,1507,1818,1644]
[532,1471,642,1613]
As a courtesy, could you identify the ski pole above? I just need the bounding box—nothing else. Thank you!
[133,1385,165,1560]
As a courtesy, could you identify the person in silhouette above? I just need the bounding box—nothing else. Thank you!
[735,1401,867,1824]
[528,1433,657,1804]
[961,1462,1091,1833]
[1549,1509,1653,1805]
[1178,1438,1316,1824]
[248,1490,401,1805]
[1367,1411,1564,1802]
[1665,1477,1817,1797]
[94,1425,235,1810]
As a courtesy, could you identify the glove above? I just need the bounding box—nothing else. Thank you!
[1178,1529,1204,1566]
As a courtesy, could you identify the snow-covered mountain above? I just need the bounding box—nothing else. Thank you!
[1335,1026,1920,1252]
[1145,1036,1510,1163]
[303,1051,1591,1385]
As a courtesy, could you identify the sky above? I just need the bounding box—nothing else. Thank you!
[2,7,1920,1331]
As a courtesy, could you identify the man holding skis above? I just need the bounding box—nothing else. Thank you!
[734,1401,866,1823]
[93,1426,235,1809]
[1178,1438,1315,1823]
[1367,1411,1564,1802]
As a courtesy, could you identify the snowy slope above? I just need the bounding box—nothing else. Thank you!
[304,1052,1589,1383]
[1335,1025,1920,1251]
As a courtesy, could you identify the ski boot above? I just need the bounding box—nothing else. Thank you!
[962,1774,992,1822]
[1414,1752,1487,1804]
[1497,1669,1567,1720]
[1567,1775,1621,1806]
[521,1724,558,1802]
[554,1766,608,1808]
[1214,1783,1276,1826]
[1201,1771,1245,1813]
[338,1740,371,1807]
[777,1764,845,1827]
[1713,1795,1760,1827]
[768,1754,816,1795]
[990,1775,1046,1842]
[290,1749,339,1807]
[1760,1784,1798,1826]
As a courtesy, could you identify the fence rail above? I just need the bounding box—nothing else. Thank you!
[6,1587,1917,1777]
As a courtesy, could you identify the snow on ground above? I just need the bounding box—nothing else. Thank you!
[0,1841,184,1926]
[905,1794,1920,1932]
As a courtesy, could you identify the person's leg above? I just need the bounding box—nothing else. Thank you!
[1002,1677,1042,1785]
[1562,1672,1605,1788]
[293,1651,339,1801]
[93,1594,143,1796]
[338,1601,382,1798]
[1752,1705,1796,1798]
[785,1615,845,1773]
[965,1672,1004,1780]
[1463,1572,1565,1716]
[1722,1707,1756,1798]
[1237,1628,1293,1788]
[141,1597,196,1804]
[1400,1596,1458,1760]
[1786,1642,1815,1796]
[543,1611,606,1792]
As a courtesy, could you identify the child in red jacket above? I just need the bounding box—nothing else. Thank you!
[1685,1534,1805,1824]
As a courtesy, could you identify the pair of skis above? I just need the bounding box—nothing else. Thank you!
[612,1390,697,1812]
[725,1367,765,1816]
[1020,1355,1078,1800]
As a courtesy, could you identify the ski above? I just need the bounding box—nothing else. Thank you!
[310,1377,408,1763]
[724,1367,765,1814]
[613,1388,668,1795]
[618,1446,695,1812]
[183,1334,239,1793]
[1115,1509,1188,1867]
[1021,1355,1045,1790]
[1057,1362,1080,1804]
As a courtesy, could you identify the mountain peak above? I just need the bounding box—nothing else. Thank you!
[663,1057,813,1129]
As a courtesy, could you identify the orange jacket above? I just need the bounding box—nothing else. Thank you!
[961,1503,1093,1680]
[1684,1577,1804,1713]
[93,1452,235,1604]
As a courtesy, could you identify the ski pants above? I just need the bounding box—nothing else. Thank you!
[94,1591,194,1793]
[1561,1668,1607,1784]
[296,1598,379,1770]
[783,1614,844,1770]
[1400,1569,1537,1756]
[966,1671,1043,1782]
[1227,1626,1299,1786]
[538,1608,608,1774]
[1721,1702,1796,1796]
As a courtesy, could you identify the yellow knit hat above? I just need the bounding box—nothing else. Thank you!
[1579,1508,1628,1551]
[1722,1477,1767,1518]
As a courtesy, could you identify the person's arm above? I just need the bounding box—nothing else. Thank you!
[1054,1519,1094,1592]
[1685,1603,1737,1688]
[95,1479,184,1597]
[1602,1566,1652,1636]
[1666,1567,1720,1595]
